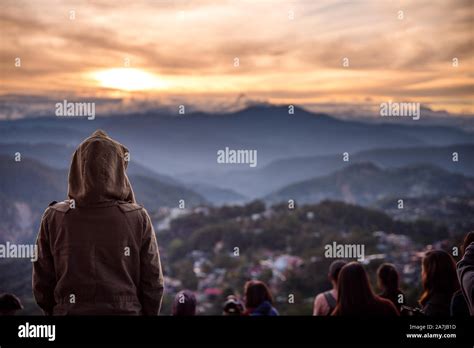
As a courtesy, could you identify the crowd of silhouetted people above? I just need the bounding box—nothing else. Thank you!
[171,232,474,317]
[1,231,473,317]
[172,280,279,316]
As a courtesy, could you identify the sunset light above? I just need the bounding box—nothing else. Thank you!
[1,0,472,115]
[93,68,168,91]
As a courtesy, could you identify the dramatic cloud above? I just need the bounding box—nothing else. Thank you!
[0,0,472,116]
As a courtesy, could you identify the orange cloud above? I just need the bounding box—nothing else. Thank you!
[0,0,472,114]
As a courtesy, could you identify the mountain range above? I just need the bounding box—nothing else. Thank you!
[1,105,473,198]
[1,104,473,244]
[265,162,474,206]
[1,105,472,174]
[193,143,474,197]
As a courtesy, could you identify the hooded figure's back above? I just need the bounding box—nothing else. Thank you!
[33,130,164,315]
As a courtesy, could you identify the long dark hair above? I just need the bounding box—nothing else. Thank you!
[377,263,400,295]
[333,262,377,315]
[419,250,459,306]
[244,280,273,309]
[172,290,197,316]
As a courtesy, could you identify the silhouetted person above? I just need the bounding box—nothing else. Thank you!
[377,263,405,312]
[0,293,23,315]
[452,232,474,316]
[313,260,346,315]
[419,250,459,316]
[172,290,196,316]
[223,295,244,316]
[457,240,474,315]
[33,130,164,315]
[243,280,278,316]
[332,262,399,316]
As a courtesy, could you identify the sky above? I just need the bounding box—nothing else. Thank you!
[0,0,473,117]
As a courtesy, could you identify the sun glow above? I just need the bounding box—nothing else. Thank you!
[92,68,168,91]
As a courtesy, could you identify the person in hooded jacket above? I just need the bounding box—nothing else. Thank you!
[32,130,164,315]
[242,280,278,316]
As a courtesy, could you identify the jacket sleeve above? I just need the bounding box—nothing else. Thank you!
[457,242,474,315]
[32,208,56,315]
[139,210,164,315]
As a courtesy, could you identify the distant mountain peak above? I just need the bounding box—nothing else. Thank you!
[231,103,335,120]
